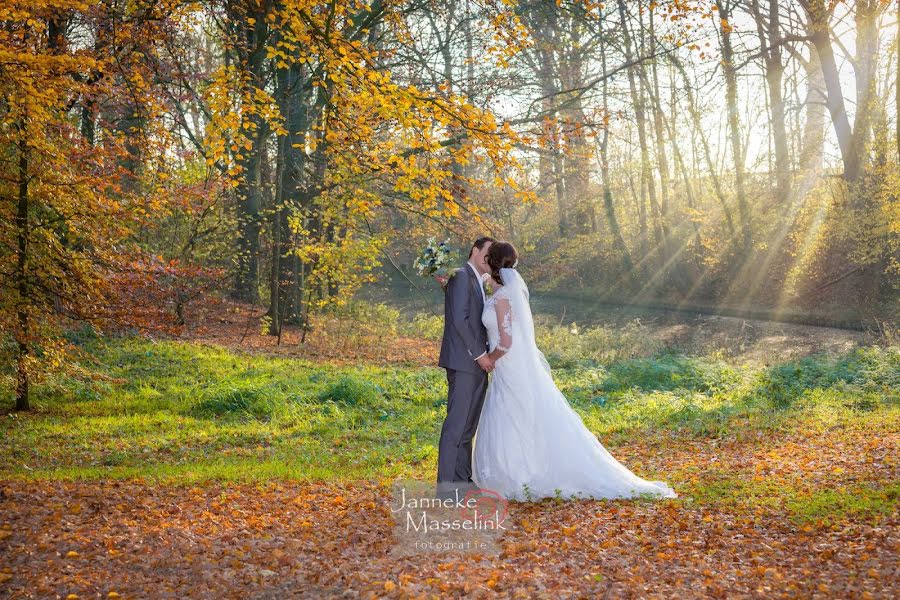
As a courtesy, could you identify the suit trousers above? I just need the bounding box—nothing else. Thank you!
[437,367,489,483]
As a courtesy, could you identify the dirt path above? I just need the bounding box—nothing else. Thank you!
[605,312,875,363]
[527,295,886,363]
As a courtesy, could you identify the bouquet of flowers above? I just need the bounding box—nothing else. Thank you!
[414,239,456,289]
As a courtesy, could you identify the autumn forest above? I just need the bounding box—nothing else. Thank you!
[0,0,898,597]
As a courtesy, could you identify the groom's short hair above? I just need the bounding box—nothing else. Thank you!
[469,236,495,258]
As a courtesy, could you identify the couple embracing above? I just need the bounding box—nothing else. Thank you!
[436,237,676,502]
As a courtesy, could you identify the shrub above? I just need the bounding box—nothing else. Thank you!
[328,300,400,330]
[600,354,742,394]
[754,347,899,409]
[317,375,382,406]
[190,383,277,421]
[535,318,662,368]
[399,313,444,341]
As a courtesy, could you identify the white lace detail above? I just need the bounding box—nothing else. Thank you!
[500,305,512,335]
[490,286,511,301]
[487,288,513,353]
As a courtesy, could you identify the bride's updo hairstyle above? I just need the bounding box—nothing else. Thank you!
[486,241,518,285]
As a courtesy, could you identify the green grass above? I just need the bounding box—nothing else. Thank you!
[0,337,897,497]
[688,475,899,526]
[785,483,900,525]
[1,338,447,483]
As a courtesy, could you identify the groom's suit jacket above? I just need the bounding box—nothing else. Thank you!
[438,264,489,374]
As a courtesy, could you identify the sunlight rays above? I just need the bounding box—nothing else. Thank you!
[718,167,827,312]
[773,194,833,320]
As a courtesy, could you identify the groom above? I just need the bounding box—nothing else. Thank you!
[436,236,495,496]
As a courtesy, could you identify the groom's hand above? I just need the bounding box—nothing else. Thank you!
[477,354,494,373]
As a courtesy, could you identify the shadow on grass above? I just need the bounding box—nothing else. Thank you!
[598,353,743,394]
[569,347,897,436]
[752,347,898,409]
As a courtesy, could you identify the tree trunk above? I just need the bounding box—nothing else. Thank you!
[234,131,264,303]
[599,22,633,274]
[666,59,702,264]
[671,55,736,237]
[435,1,468,208]
[717,0,751,254]
[15,122,30,411]
[805,0,857,181]
[554,146,567,236]
[870,50,893,169]
[268,53,307,334]
[540,64,566,233]
[751,0,790,205]
[805,0,886,182]
[799,48,826,174]
[561,9,592,234]
[81,102,96,146]
[268,124,285,336]
[648,3,671,239]
[230,6,270,304]
[618,0,656,265]
[849,0,882,181]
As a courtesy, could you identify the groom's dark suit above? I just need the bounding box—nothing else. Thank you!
[437,262,490,485]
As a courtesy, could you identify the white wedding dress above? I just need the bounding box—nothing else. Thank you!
[472,267,676,502]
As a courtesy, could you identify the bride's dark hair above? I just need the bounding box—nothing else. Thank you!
[486,241,518,285]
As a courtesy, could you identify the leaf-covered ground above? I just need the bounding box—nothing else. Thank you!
[1,336,897,598]
[2,473,896,598]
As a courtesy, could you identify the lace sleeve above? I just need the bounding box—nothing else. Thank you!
[493,295,513,352]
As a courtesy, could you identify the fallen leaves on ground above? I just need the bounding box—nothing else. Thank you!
[1,470,895,598]
[181,301,438,366]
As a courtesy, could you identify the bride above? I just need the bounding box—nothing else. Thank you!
[472,241,676,502]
